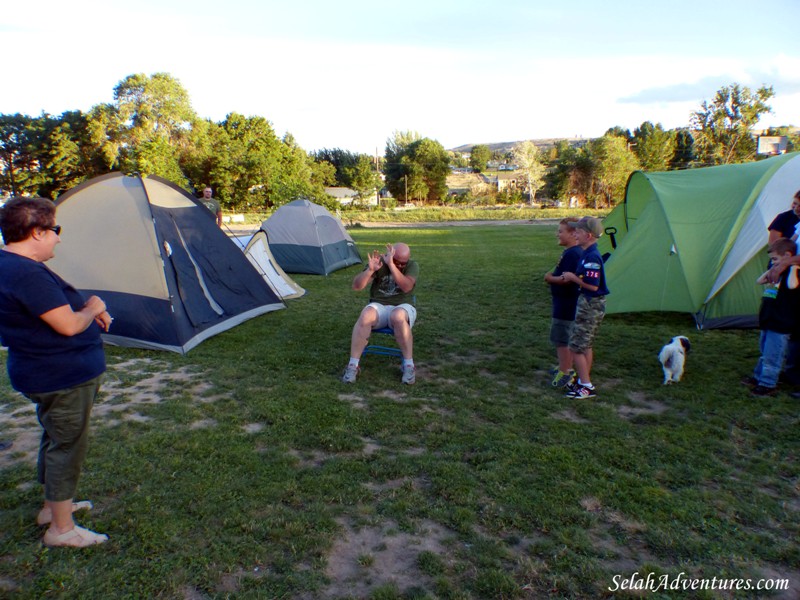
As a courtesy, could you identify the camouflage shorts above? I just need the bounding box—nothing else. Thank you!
[568,295,606,354]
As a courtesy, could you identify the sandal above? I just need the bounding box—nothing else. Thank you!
[43,525,108,548]
[36,500,93,526]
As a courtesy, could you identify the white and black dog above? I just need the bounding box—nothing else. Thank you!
[658,336,691,385]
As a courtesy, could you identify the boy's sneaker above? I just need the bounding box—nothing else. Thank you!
[341,364,360,384]
[566,383,596,399]
[551,369,576,387]
[751,384,776,397]
[401,364,416,385]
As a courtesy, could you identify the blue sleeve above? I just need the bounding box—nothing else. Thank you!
[579,256,604,288]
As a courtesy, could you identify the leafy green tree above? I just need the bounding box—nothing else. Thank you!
[383,131,420,202]
[632,121,676,172]
[605,126,633,144]
[0,114,37,196]
[670,129,695,170]
[690,83,774,165]
[411,138,450,203]
[469,144,491,172]
[208,113,284,210]
[111,73,197,180]
[310,159,336,188]
[589,135,640,208]
[344,154,382,200]
[114,72,196,144]
[85,103,124,170]
[547,141,595,206]
[449,151,468,168]
[512,140,546,203]
[33,111,106,198]
[269,133,329,207]
[311,148,359,187]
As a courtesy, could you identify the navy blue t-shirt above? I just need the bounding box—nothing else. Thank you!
[550,245,582,320]
[0,250,105,394]
[768,210,799,239]
[576,243,609,298]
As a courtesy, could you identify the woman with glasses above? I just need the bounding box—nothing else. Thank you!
[0,197,112,547]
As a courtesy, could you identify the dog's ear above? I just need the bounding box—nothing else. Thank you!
[680,338,691,352]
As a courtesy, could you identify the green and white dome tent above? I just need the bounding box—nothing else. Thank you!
[597,152,800,329]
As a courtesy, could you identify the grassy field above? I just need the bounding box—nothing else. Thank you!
[0,224,798,599]
[226,205,605,228]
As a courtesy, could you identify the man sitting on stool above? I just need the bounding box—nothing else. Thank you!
[342,243,419,385]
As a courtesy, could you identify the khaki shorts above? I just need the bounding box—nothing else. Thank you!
[568,296,606,354]
[366,302,417,329]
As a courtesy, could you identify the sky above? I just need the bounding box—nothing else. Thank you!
[1,0,798,156]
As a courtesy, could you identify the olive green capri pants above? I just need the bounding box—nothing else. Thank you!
[26,375,104,502]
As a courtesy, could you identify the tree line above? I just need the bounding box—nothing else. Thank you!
[0,75,794,210]
[463,84,796,208]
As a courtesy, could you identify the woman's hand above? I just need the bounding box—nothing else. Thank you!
[94,311,113,332]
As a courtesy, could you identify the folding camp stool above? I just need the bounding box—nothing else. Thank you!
[362,326,403,358]
[361,296,416,359]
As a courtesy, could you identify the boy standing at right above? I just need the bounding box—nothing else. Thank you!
[747,238,800,396]
[562,217,610,399]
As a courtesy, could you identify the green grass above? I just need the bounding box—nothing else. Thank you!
[1,224,798,599]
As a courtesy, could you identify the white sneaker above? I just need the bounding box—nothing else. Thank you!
[401,364,416,385]
[341,364,360,383]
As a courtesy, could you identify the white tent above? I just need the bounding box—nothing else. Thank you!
[231,231,306,299]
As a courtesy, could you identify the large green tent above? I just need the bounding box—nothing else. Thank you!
[597,152,800,328]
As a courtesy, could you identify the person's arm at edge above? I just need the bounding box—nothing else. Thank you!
[767,254,800,283]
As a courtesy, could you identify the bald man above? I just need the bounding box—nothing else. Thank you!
[342,243,419,384]
[200,187,223,227]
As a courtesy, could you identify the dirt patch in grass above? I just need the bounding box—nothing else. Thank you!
[321,518,452,598]
[378,389,408,402]
[616,392,669,419]
[581,496,657,573]
[338,392,367,410]
[0,359,215,470]
[552,408,590,424]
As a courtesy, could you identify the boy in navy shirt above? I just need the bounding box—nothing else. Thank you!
[543,218,582,387]
[562,217,610,399]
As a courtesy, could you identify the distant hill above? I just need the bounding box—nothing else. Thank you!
[450,138,590,154]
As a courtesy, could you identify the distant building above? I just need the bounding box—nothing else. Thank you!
[495,172,520,192]
[325,187,378,206]
[757,136,788,156]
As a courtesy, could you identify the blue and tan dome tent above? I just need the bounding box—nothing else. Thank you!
[48,172,285,353]
[598,152,800,329]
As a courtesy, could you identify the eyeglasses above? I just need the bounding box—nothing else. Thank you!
[44,225,62,236]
